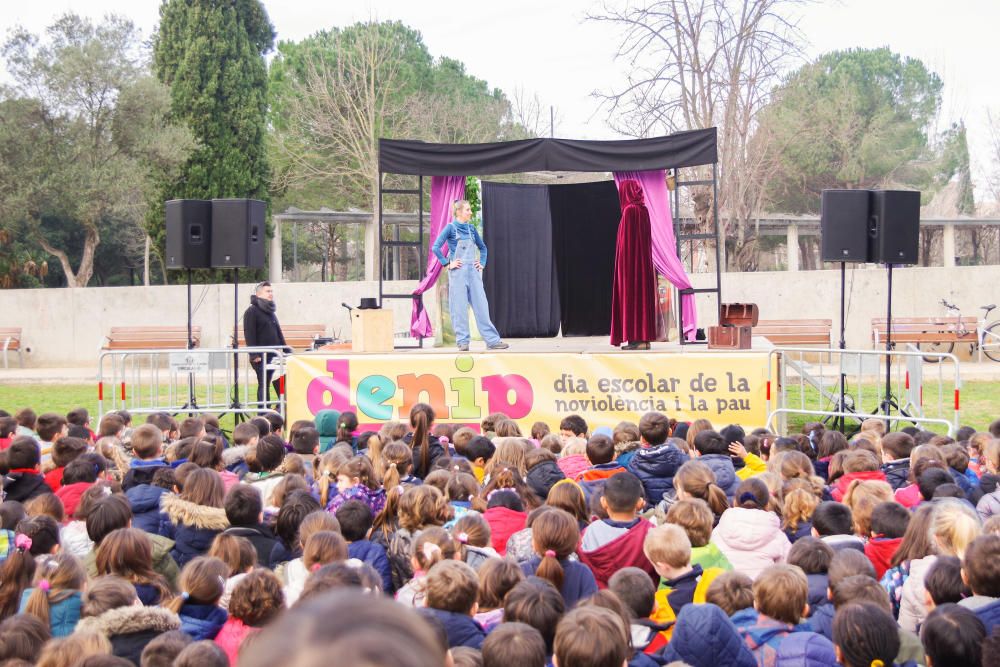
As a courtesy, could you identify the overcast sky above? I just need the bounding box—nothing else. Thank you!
[4,0,1000,195]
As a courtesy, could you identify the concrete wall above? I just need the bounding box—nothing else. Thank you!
[0,281,434,366]
[690,264,1000,350]
[2,265,998,366]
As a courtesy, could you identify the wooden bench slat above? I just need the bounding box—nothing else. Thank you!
[753,318,832,347]
[232,324,326,350]
[104,326,201,350]
[871,316,978,345]
[757,319,833,326]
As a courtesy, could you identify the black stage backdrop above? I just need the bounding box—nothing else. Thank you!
[550,180,622,336]
[481,180,622,338]
[481,181,561,337]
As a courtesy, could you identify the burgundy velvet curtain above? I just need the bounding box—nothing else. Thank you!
[410,175,466,339]
[610,180,659,346]
[613,170,697,340]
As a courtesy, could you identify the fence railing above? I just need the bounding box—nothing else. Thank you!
[765,345,961,435]
[97,347,287,420]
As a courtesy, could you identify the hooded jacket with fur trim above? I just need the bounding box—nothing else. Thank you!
[75,604,181,665]
[158,494,230,568]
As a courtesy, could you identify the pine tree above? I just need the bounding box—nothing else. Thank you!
[151,0,275,275]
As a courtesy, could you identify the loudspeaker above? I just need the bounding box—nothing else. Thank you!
[820,190,870,262]
[165,199,212,269]
[210,199,266,269]
[871,190,920,264]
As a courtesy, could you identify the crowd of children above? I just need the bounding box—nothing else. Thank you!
[1,404,1000,666]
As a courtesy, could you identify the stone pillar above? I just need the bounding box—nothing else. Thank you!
[942,222,956,267]
[787,223,800,271]
[269,218,283,283]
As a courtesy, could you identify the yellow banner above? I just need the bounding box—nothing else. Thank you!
[285,351,773,430]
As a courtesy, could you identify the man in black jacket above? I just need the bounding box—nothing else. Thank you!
[243,281,286,408]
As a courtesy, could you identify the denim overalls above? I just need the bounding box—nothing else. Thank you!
[449,226,501,347]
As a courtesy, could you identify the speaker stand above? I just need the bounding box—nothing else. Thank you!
[230,268,246,424]
[181,269,200,413]
[829,262,853,432]
[871,263,914,429]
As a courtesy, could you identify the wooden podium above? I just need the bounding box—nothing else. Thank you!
[351,308,394,352]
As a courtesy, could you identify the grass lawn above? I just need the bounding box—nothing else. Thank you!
[1,378,997,436]
[781,380,998,434]
[0,383,247,433]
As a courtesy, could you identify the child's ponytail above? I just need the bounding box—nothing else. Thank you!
[0,535,36,617]
[705,483,729,516]
[535,548,565,592]
[23,553,86,627]
[409,403,435,476]
[530,509,578,593]
[451,512,492,560]
[372,484,404,534]
[315,450,351,508]
[734,477,769,510]
[382,460,402,492]
[166,556,227,614]
[336,412,358,448]
[412,526,458,571]
[381,442,413,492]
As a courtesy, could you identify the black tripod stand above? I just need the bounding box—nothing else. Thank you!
[870,263,914,430]
[180,268,200,413]
[825,261,859,433]
[229,268,248,425]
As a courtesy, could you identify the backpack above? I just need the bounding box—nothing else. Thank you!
[774,631,838,667]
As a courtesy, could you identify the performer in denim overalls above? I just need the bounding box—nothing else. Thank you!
[432,199,508,352]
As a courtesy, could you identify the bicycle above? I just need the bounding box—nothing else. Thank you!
[920,299,1000,363]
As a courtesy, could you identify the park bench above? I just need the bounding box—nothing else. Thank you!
[1,327,23,368]
[103,326,201,350]
[871,317,978,348]
[231,323,327,352]
[754,319,833,347]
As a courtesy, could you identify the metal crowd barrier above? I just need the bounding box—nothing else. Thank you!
[765,345,961,435]
[97,347,288,420]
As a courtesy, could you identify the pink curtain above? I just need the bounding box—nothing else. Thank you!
[613,170,697,340]
[410,175,467,338]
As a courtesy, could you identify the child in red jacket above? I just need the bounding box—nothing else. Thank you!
[579,472,657,588]
[864,501,909,579]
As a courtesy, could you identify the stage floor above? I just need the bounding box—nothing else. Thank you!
[314,335,778,355]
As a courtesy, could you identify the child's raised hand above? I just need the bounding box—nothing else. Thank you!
[728,442,748,460]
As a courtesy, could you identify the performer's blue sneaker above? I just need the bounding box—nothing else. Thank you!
[487,342,509,350]
[458,343,469,351]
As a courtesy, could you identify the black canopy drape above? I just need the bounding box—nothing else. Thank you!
[379,128,717,175]
[481,182,561,337]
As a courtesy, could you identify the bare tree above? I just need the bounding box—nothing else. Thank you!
[590,0,805,270]
[271,23,416,279]
[508,86,563,138]
[987,110,1000,205]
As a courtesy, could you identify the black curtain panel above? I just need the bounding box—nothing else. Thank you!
[549,180,623,336]
[481,181,561,337]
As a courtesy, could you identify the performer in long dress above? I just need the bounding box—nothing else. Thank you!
[432,199,508,352]
[610,180,658,350]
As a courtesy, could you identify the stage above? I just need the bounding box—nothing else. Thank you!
[320,335,775,355]
[285,336,778,432]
